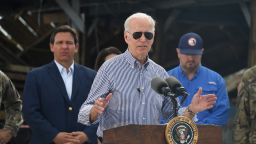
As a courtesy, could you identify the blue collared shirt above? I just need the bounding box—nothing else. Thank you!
[168,65,230,126]
[78,50,175,137]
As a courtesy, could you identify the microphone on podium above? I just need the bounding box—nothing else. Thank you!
[151,77,178,116]
[151,76,188,105]
[151,77,175,97]
[165,76,188,105]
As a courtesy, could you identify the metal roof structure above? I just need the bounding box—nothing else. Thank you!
[0,0,252,94]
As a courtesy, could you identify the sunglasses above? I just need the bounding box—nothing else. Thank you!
[129,31,154,40]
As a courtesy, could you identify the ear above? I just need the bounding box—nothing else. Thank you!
[124,32,129,43]
[176,48,180,54]
[176,48,181,58]
[50,44,54,52]
[75,43,79,53]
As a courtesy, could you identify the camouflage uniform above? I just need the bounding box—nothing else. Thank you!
[234,66,256,143]
[0,70,23,137]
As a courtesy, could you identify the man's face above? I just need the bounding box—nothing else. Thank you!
[50,32,78,64]
[177,48,202,72]
[124,18,154,63]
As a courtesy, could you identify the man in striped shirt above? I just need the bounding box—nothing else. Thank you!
[78,12,217,139]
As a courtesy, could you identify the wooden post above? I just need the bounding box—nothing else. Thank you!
[248,0,256,66]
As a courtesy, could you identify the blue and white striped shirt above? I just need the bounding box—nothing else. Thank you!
[78,50,175,137]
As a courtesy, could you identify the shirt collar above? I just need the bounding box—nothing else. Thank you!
[54,60,74,74]
[124,49,150,69]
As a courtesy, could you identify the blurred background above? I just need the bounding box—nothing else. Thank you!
[0,0,253,143]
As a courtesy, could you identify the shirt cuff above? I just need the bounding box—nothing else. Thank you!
[78,105,93,125]
[178,107,198,122]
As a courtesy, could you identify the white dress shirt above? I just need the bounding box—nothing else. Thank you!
[55,60,74,100]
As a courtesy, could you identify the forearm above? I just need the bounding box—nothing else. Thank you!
[4,101,23,136]
[78,105,94,125]
[4,112,23,137]
[23,107,59,142]
[3,79,23,136]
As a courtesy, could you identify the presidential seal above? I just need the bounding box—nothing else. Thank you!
[165,116,198,144]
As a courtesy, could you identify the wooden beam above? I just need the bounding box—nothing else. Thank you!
[240,1,251,27]
[43,12,68,24]
[248,0,256,66]
[55,0,84,33]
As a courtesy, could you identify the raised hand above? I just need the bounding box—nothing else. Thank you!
[90,93,112,122]
[189,87,217,113]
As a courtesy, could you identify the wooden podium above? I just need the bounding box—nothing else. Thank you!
[102,124,222,144]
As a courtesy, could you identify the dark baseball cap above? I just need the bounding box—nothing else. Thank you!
[178,32,203,55]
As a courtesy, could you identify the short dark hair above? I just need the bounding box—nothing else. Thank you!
[94,47,122,70]
[50,25,79,44]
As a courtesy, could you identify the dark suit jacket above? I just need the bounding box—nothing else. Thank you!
[23,61,98,144]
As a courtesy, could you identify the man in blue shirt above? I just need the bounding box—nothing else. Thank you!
[168,32,230,126]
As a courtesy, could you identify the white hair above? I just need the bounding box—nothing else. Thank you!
[124,12,155,32]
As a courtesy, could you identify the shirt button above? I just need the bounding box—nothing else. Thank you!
[68,107,72,111]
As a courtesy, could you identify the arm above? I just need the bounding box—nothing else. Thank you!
[0,72,23,143]
[22,72,59,143]
[233,81,250,144]
[2,76,23,136]
[78,66,111,125]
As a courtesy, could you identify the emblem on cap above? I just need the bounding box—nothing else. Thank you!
[188,38,197,47]
[165,116,198,144]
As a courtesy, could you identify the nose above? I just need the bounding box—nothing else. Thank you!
[61,43,69,49]
[187,55,194,60]
[138,33,147,42]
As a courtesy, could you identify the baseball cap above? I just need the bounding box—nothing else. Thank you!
[178,32,203,55]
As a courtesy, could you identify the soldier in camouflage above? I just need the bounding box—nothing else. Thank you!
[234,65,256,143]
[0,70,23,144]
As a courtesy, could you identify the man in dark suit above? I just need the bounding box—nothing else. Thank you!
[23,25,97,144]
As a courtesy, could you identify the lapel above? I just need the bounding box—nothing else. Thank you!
[47,61,71,103]
[71,64,79,101]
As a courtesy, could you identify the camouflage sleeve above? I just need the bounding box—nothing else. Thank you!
[233,80,250,144]
[233,67,256,144]
[1,72,23,136]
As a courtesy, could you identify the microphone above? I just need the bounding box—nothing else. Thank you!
[151,77,179,117]
[137,87,144,93]
[151,77,174,97]
[137,88,141,93]
[165,76,188,104]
